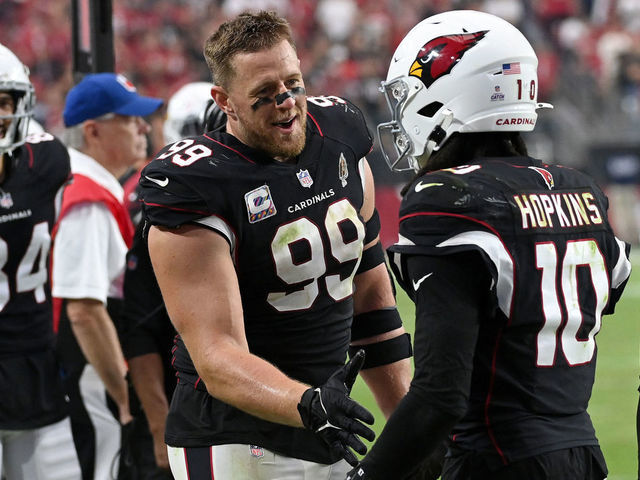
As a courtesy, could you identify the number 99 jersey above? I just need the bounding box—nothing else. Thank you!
[140,96,373,462]
[387,156,631,465]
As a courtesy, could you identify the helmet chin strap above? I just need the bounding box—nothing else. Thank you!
[416,109,454,171]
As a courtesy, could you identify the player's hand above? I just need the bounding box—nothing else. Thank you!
[297,349,375,466]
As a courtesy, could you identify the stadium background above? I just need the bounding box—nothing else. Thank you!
[1,0,639,477]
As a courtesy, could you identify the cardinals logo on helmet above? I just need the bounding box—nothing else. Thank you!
[410,31,488,89]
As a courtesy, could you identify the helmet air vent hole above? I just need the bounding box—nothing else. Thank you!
[417,101,443,118]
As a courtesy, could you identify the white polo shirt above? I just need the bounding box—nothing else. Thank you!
[52,148,129,303]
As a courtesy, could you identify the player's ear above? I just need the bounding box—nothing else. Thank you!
[211,86,236,119]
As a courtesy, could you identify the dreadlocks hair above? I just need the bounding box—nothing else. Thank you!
[401,131,529,196]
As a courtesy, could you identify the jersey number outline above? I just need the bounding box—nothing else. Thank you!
[535,239,608,367]
[0,222,51,311]
[307,95,347,107]
[157,139,213,167]
[267,199,364,312]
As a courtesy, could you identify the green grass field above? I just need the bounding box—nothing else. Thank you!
[351,251,640,479]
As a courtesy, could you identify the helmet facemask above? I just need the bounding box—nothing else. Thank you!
[0,88,34,156]
[377,79,414,172]
[0,44,35,157]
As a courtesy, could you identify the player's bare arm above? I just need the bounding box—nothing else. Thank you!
[148,224,309,427]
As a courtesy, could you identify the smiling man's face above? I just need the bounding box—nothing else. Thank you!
[224,39,307,162]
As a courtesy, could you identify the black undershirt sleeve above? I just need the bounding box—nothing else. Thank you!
[359,250,492,480]
[121,222,174,361]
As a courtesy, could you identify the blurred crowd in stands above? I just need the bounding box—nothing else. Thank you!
[2,0,640,185]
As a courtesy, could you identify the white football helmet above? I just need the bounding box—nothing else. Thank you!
[0,43,34,156]
[163,81,214,144]
[378,10,552,172]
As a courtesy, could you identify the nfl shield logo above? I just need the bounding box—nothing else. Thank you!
[296,169,313,188]
[127,254,138,271]
[0,192,13,209]
[249,445,264,458]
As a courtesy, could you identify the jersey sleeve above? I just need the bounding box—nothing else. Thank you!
[604,236,632,315]
[139,136,231,229]
[25,133,71,188]
[389,171,501,257]
[121,223,175,360]
[387,171,506,306]
[306,96,373,160]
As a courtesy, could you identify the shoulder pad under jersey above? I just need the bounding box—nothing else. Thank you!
[306,96,373,160]
[22,132,71,185]
[139,133,241,228]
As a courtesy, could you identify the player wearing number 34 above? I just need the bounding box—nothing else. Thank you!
[345,10,632,480]
[139,10,412,480]
[0,44,82,479]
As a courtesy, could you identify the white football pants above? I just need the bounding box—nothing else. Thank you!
[168,443,352,480]
[0,417,81,480]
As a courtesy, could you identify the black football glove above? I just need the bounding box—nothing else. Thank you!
[345,440,447,480]
[346,464,370,479]
[297,349,375,466]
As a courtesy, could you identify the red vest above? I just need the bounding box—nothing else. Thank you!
[52,173,134,332]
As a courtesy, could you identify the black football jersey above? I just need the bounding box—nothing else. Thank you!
[388,156,631,466]
[0,133,70,355]
[140,97,373,463]
[0,133,71,429]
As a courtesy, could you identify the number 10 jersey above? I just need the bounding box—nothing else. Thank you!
[388,156,632,466]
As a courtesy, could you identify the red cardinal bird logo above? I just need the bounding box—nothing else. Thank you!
[528,166,555,189]
[410,31,488,88]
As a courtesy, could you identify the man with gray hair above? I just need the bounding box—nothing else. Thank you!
[52,72,162,480]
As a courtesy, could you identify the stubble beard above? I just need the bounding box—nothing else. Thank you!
[239,110,307,162]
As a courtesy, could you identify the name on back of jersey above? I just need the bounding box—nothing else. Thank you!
[513,189,603,231]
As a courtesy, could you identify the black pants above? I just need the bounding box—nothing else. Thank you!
[442,445,608,480]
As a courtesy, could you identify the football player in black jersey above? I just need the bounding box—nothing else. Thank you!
[0,44,82,479]
[346,10,632,480]
[139,10,413,480]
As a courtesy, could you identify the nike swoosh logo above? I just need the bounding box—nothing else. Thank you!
[145,175,169,187]
[412,272,433,291]
[415,182,443,193]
